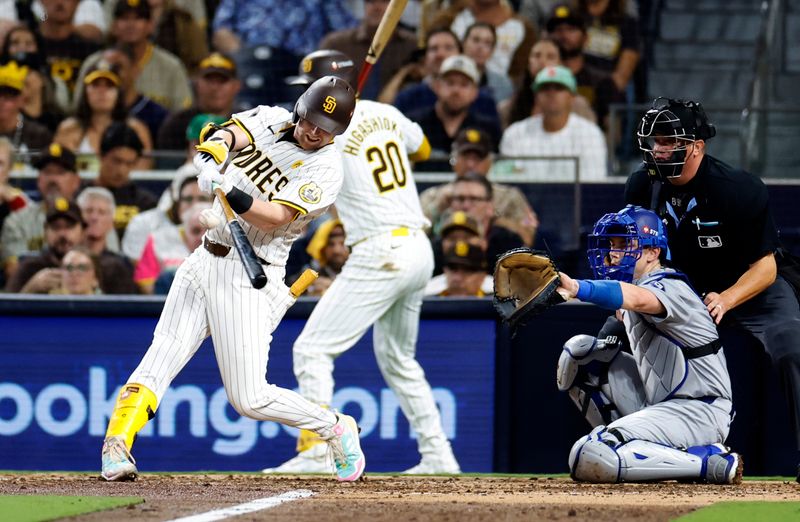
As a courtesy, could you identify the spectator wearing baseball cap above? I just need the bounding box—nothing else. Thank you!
[419,127,538,246]
[75,0,193,114]
[6,196,86,293]
[409,55,501,172]
[546,3,623,126]
[0,61,52,154]
[500,65,608,181]
[6,194,138,294]
[287,218,349,297]
[55,59,154,172]
[157,52,243,152]
[0,143,81,281]
[85,122,157,240]
[436,241,489,297]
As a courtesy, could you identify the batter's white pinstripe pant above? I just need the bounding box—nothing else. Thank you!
[128,246,338,434]
[293,229,452,457]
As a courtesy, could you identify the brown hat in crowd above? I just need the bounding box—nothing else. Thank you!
[197,53,237,79]
[546,4,585,32]
[443,241,486,271]
[440,210,481,238]
[452,127,492,157]
[45,197,84,227]
[114,0,151,19]
[34,143,77,172]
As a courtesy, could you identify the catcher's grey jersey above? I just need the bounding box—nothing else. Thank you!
[621,268,733,405]
[206,105,343,265]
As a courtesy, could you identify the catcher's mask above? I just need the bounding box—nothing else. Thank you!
[587,205,669,282]
[637,97,716,181]
[292,75,356,136]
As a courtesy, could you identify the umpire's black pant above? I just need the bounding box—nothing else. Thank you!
[726,275,800,452]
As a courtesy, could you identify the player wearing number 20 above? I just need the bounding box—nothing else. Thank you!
[264,50,461,474]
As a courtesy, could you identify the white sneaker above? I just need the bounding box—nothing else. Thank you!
[403,451,461,474]
[262,443,332,474]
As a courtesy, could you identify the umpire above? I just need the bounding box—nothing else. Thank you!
[625,97,800,481]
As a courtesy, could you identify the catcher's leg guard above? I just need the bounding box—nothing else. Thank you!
[105,383,158,450]
[569,427,742,483]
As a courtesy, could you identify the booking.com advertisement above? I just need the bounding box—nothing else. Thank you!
[0,315,495,472]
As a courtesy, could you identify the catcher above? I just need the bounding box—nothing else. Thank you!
[494,205,742,483]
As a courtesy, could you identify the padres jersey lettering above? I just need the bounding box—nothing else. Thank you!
[206,106,343,265]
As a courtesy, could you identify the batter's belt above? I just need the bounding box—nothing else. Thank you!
[348,226,412,249]
[203,236,270,265]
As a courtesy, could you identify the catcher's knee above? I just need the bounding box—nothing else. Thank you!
[558,334,625,426]
[568,426,622,483]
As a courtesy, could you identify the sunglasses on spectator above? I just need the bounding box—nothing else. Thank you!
[64,263,92,273]
[452,195,489,203]
[180,195,213,203]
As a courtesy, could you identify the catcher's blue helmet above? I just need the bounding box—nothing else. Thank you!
[587,205,669,282]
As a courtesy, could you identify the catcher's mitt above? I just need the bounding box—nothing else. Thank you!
[493,248,566,327]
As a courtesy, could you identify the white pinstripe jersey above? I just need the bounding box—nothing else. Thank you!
[206,105,344,265]
[335,100,430,246]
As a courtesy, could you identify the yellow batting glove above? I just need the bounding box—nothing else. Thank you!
[195,137,229,165]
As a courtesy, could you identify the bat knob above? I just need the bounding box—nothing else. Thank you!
[252,274,268,289]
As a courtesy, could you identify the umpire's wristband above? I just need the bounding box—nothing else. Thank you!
[576,280,624,310]
[226,187,254,214]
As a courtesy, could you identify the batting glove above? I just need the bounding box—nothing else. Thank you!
[197,168,233,195]
[193,136,229,172]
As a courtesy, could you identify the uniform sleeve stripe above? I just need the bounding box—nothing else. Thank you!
[272,199,308,215]
[229,118,254,145]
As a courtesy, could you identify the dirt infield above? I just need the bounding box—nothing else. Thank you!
[1,473,798,521]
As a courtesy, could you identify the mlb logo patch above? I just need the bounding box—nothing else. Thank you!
[698,236,723,248]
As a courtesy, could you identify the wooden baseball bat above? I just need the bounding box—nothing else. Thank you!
[213,186,268,289]
[356,0,409,95]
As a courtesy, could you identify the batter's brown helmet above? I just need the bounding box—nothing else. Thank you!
[293,75,356,136]
[287,50,357,86]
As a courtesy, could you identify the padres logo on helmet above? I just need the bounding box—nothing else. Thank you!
[323,95,337,114]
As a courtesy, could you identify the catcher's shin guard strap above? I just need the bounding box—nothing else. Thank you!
[105,384,158,450]
[576,280,624,310]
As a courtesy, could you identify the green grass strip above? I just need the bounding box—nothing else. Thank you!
[0,495,143,522]
[676,501,800,522]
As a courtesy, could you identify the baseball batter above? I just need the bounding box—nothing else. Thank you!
[554,205,741,483]
[100,76,367,482]
[265,50,460,474]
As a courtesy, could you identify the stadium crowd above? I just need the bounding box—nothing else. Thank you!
[0,0,645,296]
